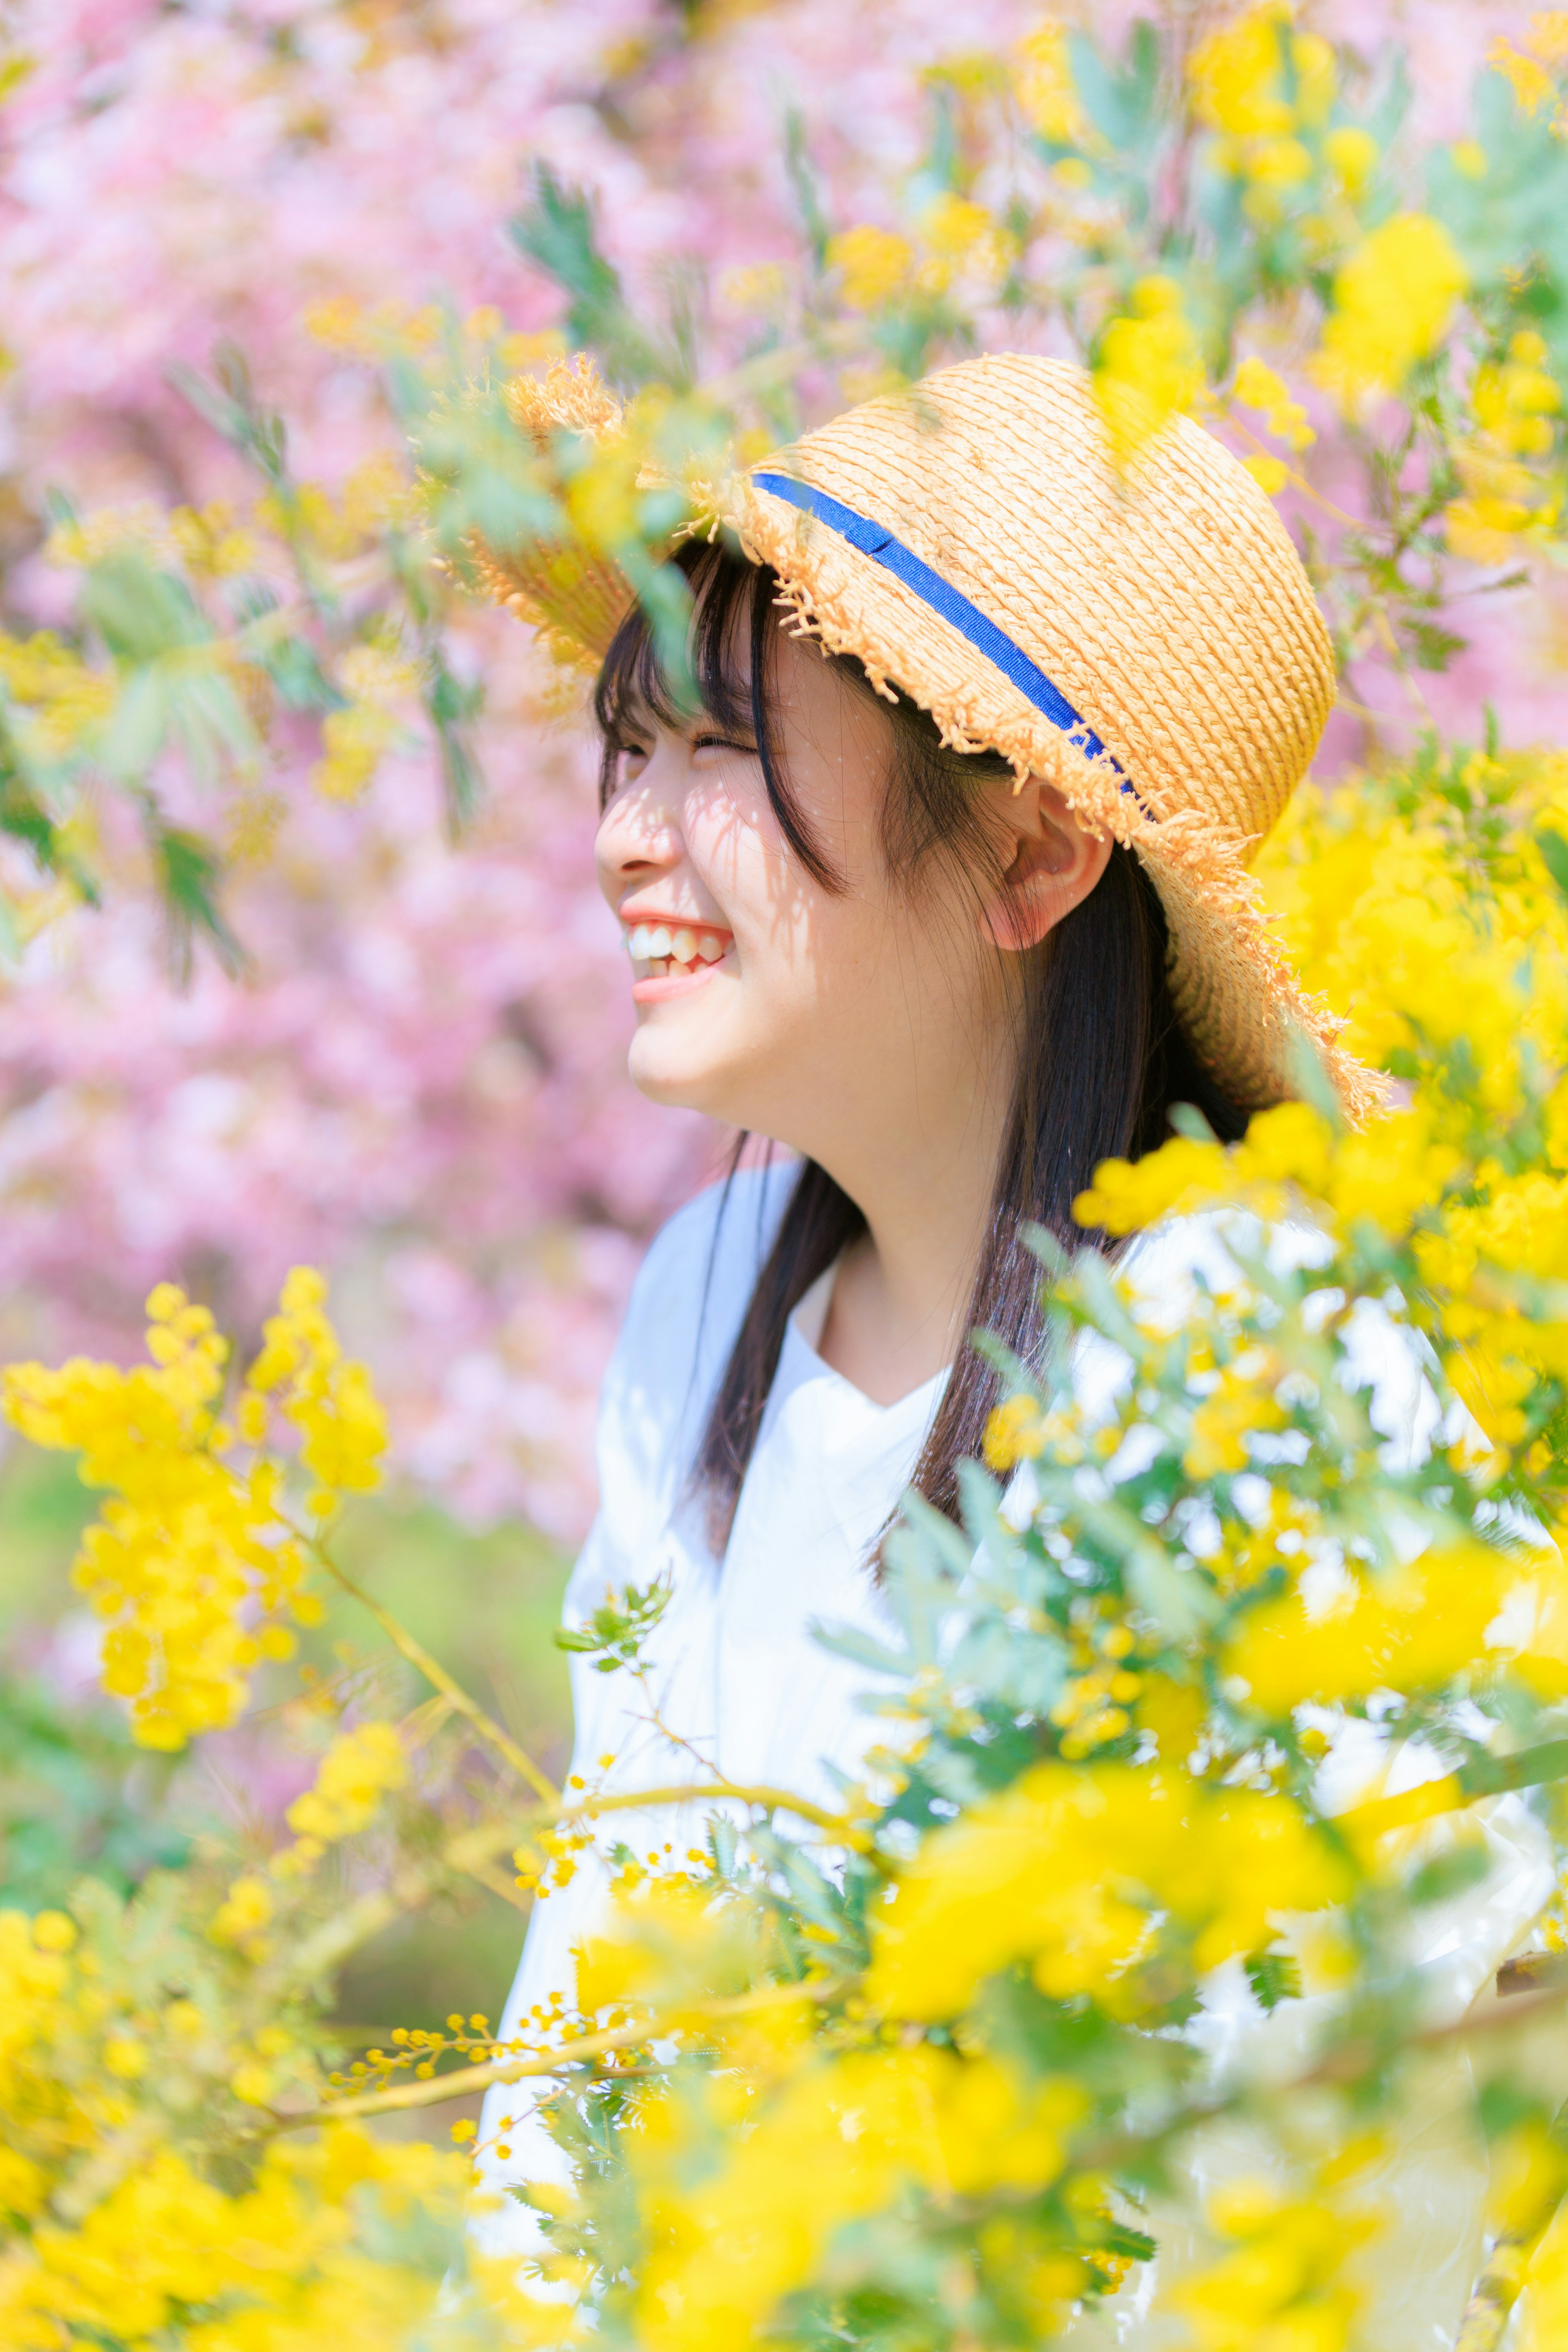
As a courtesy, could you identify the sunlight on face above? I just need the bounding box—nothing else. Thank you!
[593,624,1008,1164]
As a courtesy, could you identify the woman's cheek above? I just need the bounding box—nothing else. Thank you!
[684,785,773,918]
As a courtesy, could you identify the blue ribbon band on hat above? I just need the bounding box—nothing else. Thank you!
[751,470,1131,788]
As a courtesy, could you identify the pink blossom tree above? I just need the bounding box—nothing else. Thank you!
[0,0,1555,1535]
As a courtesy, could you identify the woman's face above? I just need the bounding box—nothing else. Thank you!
[593,620,1106,1186]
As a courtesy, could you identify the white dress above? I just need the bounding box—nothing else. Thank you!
[474,1165,1554,2350]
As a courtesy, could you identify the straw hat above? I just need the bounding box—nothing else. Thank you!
[479,352,1378,1121]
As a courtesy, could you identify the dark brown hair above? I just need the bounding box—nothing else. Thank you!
[595,540,1249,1550]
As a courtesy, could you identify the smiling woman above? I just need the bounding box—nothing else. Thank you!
[592,532,1250,1521]
[468,354,1435,2261]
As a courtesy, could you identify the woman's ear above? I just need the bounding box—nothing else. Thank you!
[979,775,1113,952]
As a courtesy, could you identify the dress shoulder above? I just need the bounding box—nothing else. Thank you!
[612,1156,800,1420]
[565,1158,799,1615]
[1075,1209,1439,1460]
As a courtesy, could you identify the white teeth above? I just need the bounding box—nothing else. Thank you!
[624,920,731,974]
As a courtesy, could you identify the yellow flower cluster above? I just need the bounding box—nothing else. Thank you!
[2,1288,301,1749]
[310,641,419,803]
[1072,748,1568,1495]
[628,2045,1091,2352]
[1171,2173,1373,2352]
[210,1869,279,1952]
[1068,1097,1460,1244]
[717,261,788,318]
[285,1720,409,1844]
[1311,212,1470,409]
[0,2105,461,2348]
[303,293,443,358]
[0,628,116,762]
[826,225,914,312]
[823,199,1009,318]
[169,499,260,579]
[1474,330,1564,458]
[1015,18,1085,146]
[1490,19,1568,137]
[1229,353,1316,491]
[865,1762,1350,2022]
[1222,1540,1522,1715]
[1047,1621,1143,1758]
[304,292,555,380]
[1094,275,1205,467]
[1,1268,384,1747]
[1447,327,1564,559]
[245,1265,388,1504]
[0,1884,580,2348]
[1262,748,1568,1105]
[254,458,414,569]
[1188,1,1335,203]
[1190,3,1333,140]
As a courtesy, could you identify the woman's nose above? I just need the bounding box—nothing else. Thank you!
[595,767,687,891]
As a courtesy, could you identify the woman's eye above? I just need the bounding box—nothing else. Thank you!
[692,734,756,758]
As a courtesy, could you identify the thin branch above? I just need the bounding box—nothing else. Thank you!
[267,1817,524,1989]
[1453,2087,1568,2348]
[1454,2219,1556,2352]
[312,1539,559,1807]
[268,1975,853,2130]
[292,1967,1568,2185]
[1221,410,1368,532]
[287,2020,657,2124]
[305,1543,855,1835]
[627,1663,720,1778]
[461,1852,536,1916]
[695,318,863,410]
[1033,1976,1568,2227]
[1334,1734,1568,1844]
[567,1781,866,1840]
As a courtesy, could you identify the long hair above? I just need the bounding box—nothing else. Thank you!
[595,539,1249,1550]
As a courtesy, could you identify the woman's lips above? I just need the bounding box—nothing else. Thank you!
[621,916,735,1002]
[630,950,733,1004]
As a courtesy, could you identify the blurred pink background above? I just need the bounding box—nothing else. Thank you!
[0,0,1553,1541]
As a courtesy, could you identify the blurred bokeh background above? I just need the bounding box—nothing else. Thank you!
[1,0,1563,2043]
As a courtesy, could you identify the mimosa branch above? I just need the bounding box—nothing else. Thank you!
[311,1537,560,1807]
[267,1817,526,1989]
[567,1781,866,1840]
[267,1976,854,2130]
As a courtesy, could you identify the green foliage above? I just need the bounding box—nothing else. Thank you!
[509,168,672,391]
[1243,1946,1303,2011]
[0,1670,191,1911]
[554,1575,672,1674]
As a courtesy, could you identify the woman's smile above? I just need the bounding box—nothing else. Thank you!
[621,914,736,1001]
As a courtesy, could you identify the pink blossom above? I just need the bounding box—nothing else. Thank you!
[0,0,1554,1538]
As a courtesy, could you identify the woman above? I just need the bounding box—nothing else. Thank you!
[472,355,1550,2342]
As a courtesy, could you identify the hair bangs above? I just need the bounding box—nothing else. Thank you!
[593,543,745,768]
[592,542,843,891]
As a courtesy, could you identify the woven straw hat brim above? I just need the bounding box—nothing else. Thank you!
[483,353,1381,1124]
[469,356,641,668]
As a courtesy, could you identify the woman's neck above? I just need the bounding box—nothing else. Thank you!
[809,1076,1012,1409]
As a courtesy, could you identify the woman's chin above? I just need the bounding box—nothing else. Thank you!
[625,1028,735,1116]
